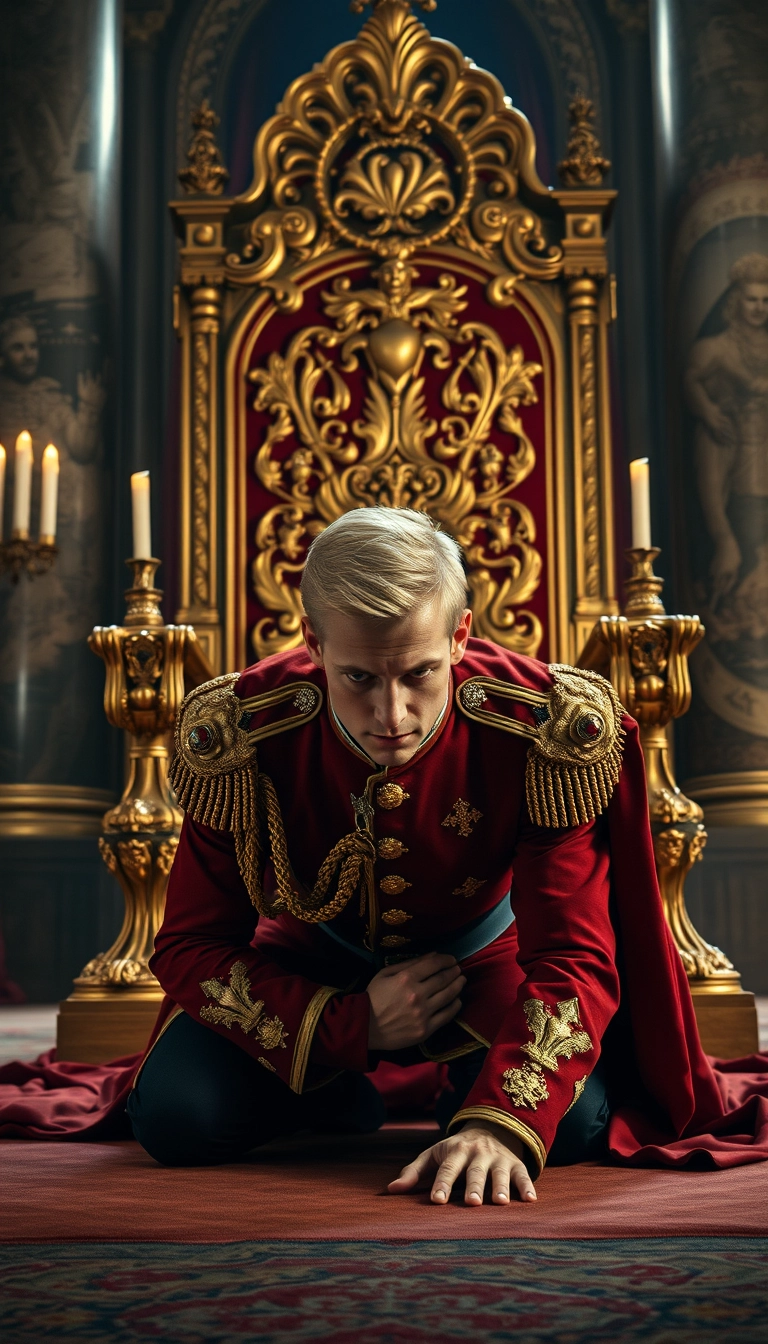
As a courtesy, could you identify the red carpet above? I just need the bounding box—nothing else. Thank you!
[3,1129,767,1243]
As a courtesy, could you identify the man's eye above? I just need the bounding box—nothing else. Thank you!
[346,672,369,684]
[410,668,432,679]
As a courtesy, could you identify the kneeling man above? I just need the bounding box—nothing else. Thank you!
[128,507,718,1201]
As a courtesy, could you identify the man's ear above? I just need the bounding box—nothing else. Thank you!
[450,608,472,664]
[301,615,324,668]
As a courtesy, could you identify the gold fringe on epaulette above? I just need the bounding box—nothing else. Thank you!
[525,734,624,829]
[168,754,259,834]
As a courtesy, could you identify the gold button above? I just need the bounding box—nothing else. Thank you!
[380,875,411,896]
[378,837,408,859]
[381,934,410,948]
[382,909,412,926]
[377,783,410,810]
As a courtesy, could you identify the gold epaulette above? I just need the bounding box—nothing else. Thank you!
[169,673,323,832]
[456,664,625,828]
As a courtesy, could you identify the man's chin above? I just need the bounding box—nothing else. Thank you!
[366,735,419,767]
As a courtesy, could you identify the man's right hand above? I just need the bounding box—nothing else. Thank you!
[366,953,466,1050]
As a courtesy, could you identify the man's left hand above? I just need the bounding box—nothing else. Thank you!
[388,1121,537,1205]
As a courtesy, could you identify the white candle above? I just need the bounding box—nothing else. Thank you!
[12,430,33,537]
[40,444,59,541]
[0,445,5,543]
[629,457,652,550]
[131,470,152,559]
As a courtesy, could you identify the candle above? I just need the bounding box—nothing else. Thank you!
[629,457,652,550]
[12,430,33,537]
[0,445,5,543]
[131,470,152,559]
[39,444,59,541]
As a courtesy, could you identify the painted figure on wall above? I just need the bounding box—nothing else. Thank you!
[686,253,768,699]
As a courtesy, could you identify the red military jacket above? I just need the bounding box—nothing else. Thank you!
[149,638,727,1177]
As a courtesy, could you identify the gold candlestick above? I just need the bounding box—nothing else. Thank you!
[0,533,58,581]
[579,546,758,1056]
[56,557,212,1063]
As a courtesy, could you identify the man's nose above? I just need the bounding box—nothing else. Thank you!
[374,680,407,732]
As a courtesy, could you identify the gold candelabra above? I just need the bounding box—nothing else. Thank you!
[579,548,751,993]
[0,532,58,581]
[57,556,212,1062]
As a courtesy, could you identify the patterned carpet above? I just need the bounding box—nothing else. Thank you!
[1,1238,766,1343]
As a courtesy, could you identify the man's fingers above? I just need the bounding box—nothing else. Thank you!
[510,1159,537,1203]
[463,1157,493,1206]
[387,1147,437,1192]
[425,978,466,1013]
[425,996,463,1036]
[408,953,458,982]
[423,966,466,999]
[490,1159,512,1205]
[430,1150,467,1204]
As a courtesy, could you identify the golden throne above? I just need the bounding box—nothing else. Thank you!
[170,0,618,678]
[168,0,757,1056]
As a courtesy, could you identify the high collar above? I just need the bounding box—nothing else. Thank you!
[327,684,452,774]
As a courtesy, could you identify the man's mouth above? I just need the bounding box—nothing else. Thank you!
[368,731,415,744]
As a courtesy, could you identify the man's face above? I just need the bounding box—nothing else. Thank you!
[0,325,39,383]
[302,600,472,767]
[738,283,768,328]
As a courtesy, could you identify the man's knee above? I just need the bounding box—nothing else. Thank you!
[127,1075,239,1166]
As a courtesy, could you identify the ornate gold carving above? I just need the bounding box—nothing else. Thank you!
[526,665,624,828]
[247,263,544,658]
[200,961,289,1048]
[521,996,593,1071]
[179,101,230,196]
[579,321,600,599]
[227,0,561,286]
[378,837,408,858]
[453,876,486,898]
[377,783,410,810]
[502,1061,550,1110]
[156,837,179,877]
[381,908,412,925]
[98,836,117,873]
[442,798,483,837]
[380,875,411,896]
[558,96,611,187]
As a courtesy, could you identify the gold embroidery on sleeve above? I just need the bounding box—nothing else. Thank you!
[521,997,593,1071]
[502,1062,550,1109]
[442,798,483,837]
[199,961,288,1050]
[564,1075,588,1115]
[258,1056,277,1072]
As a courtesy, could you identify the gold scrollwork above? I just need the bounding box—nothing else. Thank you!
[226,0,562,288]
[248,262,545,658]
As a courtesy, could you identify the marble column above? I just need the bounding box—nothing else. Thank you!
[0,0,123,996]
[651,0,768,826]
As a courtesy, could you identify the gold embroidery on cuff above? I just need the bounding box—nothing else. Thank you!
[521,996,593,1071]
[258,1056,277,1072]
[381,909,412,925]
[502,1061,550,1110]
[447,1105,546,1177]
[199,961,288,1050]
[289,984,338,1095]
[564,1075,588,1115]
[442,798,483,837]
[452,876,486,898]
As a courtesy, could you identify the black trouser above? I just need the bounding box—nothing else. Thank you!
[128,1012,610,1169]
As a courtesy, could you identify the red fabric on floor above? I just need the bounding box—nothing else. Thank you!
[2,1132,767,1243]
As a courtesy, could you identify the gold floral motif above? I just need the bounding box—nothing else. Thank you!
[459,683,488,711]
[258,1056,277,1072]
[558,95,611,186]
[378,837,408,859]
[117,839,152,881]
[381,909,412,925]
[654,828,686,869]
[335,138,455,241]
[380,875,411,896]
[452,876,486,898]
[381,933,410,948]
[377,783,410,810]
[521,997,592,1072]
[442,798,483,838]
[501,1061,550,1110]
[199,961,288,1049]
[564,1075,588,1115]
[292,687,318,713]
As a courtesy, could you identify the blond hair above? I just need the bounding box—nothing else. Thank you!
[301,507,468,635]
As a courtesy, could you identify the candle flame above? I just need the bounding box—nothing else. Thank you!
[43,444,59,466]
[15,429,32,457]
